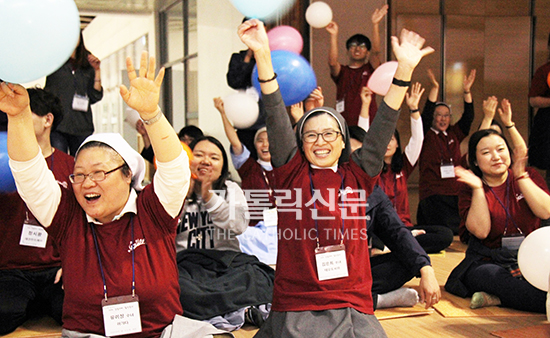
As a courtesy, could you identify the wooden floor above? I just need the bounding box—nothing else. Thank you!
[4,237,548,338]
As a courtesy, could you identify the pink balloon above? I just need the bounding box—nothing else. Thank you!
[267,25,303,55]
[367,61,398,96]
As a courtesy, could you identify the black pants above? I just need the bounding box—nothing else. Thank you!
[417,195,460,235]
[51,131,90,156]
[0,267,64,334]
[370,253,416,310]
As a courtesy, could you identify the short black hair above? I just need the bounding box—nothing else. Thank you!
[346,34,371,51]
[178,125,203,142]
[189,136,229,191]
[28,88,64,132]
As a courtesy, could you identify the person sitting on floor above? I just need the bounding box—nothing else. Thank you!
[446,99,550,312]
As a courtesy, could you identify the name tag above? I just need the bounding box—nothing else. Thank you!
[20,223,48,248]
[263,208,278,227]
[315,244,349,281]
[440,162,455,179]
[336,100,345,114]
[102,295,142,337]
[72,94,89,112]
[502,235,525,251]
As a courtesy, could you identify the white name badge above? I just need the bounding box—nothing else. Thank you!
[102,295,142,337]
[502,235,525,251]
[20,223,48,248]
[336,100,345,114]
[315,244,349,281]
[440,162,455,179]
[72,94,89,112]
[263,208,278,227]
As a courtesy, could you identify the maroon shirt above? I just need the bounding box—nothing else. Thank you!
[419,124,466,200]
[271,152,377,314]
[458,168,549,247]
[0,149,73,270]
[237,156,276,226]
[47,183,182,338]
[378,156,415,227]
[331,63,378,127]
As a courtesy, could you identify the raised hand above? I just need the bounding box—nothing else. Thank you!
[305,86,324,111]
[427,69,439,88]
[213,97,225,114]
[391,29,435,72]
[463,69,476,93]
[405,82,424,110]
[497,98,513,127]
[238,19,269,53]
[0,82,30,117]
[482,96,498,121]
[120,51,164,118]
[325,21,338,36]
[87,54,101,71]
[371,4,388,24]
[360,86,373,106]
[290,101,304,124]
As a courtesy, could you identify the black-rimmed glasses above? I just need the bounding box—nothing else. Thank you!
[302,130,341,144]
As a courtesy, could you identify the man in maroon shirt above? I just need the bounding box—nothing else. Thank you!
[0,89,73,334]
[326,5,387,127]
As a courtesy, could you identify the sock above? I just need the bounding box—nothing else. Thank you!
[470,291,501,309]
[376,288,419,309]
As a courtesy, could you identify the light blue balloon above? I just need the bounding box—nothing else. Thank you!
[0,0,80,84]
[230,0,295,20]
[0,132,16,193]
[252,50,317,106]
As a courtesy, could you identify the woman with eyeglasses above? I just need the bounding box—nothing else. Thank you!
[446,99,550,312]
[1,52,190,338]
[239,19,436,337]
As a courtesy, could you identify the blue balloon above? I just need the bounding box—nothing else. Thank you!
[252,50,317,106]
[0,0,80,83]
[230,0,295,20]
[0,132,16,193]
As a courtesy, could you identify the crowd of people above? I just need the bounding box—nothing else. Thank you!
[0,4,549,338]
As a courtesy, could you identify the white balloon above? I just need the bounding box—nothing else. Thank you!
[518,226,550,291]
[223,92,260,129]
[305,1,333,29]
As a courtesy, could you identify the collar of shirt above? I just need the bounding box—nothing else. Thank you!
[87,189,138,224]
[430,127,448,136]
[257,159,273,171]
[310,164,338,172]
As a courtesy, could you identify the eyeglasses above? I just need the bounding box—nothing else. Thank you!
[302,130,341,143]
[435,113,451,119]
[349,42,367,49]
[69,165,125,184]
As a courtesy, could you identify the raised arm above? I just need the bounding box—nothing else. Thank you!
[404,83,425,165]
[457,69,476,136]
[369,4,388,69]
[120,52,189,216]
[358,86,373,131]
[479,96,497,131]
[238,19,296,168]
[214,97,243,155]
[422,69,439,135]
[326,21,341,78]
[353,29,434,176]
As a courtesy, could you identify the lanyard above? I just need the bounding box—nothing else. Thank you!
[90,215,136,300]
[486,174,522,236]
[308,168,345,248]
[261,169,275,204]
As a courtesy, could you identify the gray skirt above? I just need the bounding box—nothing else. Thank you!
[253,308,387,338]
